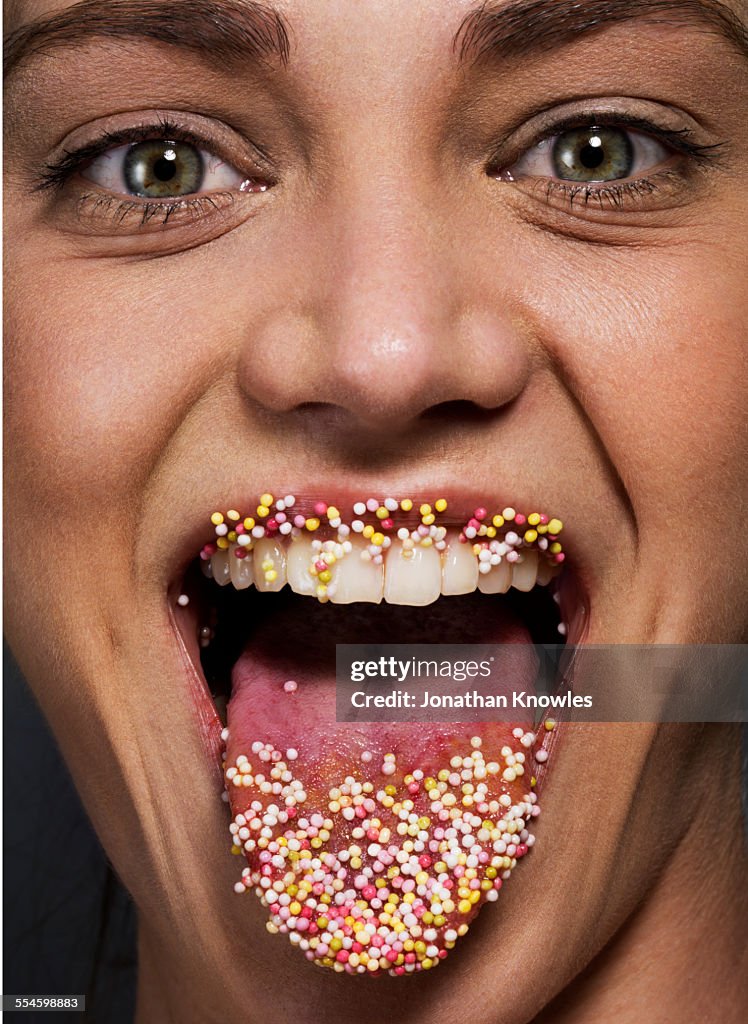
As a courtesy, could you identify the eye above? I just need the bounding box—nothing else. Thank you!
[81,139,246,198]
[505,126,670,183]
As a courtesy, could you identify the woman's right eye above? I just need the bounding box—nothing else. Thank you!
[81,138,250,198]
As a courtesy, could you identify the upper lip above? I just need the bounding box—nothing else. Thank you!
[160,486,591,639]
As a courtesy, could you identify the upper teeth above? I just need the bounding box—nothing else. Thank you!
[207,529,559,606]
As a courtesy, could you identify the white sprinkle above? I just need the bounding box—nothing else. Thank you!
[557,622,568,636]
[361,750,373,763]
[366,498,379,512]
[284,680,298,693]
[384,497,398,511]
[176,593,190,607]
[220,727,229,742]
[275,499,286,511]
[535,748,549,763]
[234,882,247,894]
[286,748,298,760]
[284,494,295,506]
[353,502,366,515]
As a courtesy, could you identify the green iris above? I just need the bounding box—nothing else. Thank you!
[552,127,634,182]
[123,140,204,198]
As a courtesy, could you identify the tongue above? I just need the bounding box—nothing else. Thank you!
[224,595,546,976]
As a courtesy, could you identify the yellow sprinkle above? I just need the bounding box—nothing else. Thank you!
[422,514,435,526]
[260,493,273,507]
[400,498,413,511]
[528,512,541,526]
[261,559,273,570]
[421,536,433,546]
[265,570,278,582]
[384,784,397,796]
[458,899,472,915]
[376,506,389,520]
[549,541,562,554]
[545,718,556,731]
[318,570,332,583]
[226,530,236,542]
[326,506,340,520]
[419,503,431,516]
[371,532,385,546]
[216,537,229,550]
[548,518,563,534]
[362,524,374,538]
[492,514,504,528]
[231,844,241,855]
[211,512,224,526]
[486,526,496,538]
[435,498,448,512]
[524,529,538,543]
[256,505,270,517]
[243,517,255,530]
[306,517,320,531]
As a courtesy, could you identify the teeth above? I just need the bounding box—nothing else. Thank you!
[329,538,384,604]
[384,540,442,606]
[536,559,554,586]
[229,548,254,590]
[441,536,479,595]
[287,535,319,596]
[511,549,538,592]
[210,549,232,586]
[253,538,287,592]
[478,557,512,595]
[215,529,561,604]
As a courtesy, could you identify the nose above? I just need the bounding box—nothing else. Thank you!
[236,167,533,435]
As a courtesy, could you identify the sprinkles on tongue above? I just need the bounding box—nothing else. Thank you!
[223,730,547,976]
[200,495,565,603]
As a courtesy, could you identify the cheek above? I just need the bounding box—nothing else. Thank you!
[5,255,225,508]
[526,240,748,523]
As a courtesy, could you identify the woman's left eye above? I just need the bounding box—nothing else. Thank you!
[81,139,247,198]
[505,126,670,183]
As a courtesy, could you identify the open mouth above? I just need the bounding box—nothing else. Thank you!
[171,494,587,976]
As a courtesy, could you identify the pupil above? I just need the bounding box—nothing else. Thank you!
[580,138,605,169]
[153,153,178,182]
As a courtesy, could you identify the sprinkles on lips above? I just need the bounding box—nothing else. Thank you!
[200,495,565,602]
[222,729,550,976]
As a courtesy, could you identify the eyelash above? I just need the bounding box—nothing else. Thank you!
[493,113,725,210]
[36,112,725,228]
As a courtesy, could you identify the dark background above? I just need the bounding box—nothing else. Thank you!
[3,647,136,1024]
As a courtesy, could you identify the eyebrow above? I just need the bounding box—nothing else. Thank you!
[3,0,290,80]
[455,0,748,63]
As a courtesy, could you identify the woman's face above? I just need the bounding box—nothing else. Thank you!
[5,0,747,1019]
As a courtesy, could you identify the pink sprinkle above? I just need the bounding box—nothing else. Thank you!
[539,514,549,524]
[234,547,247,558]
[294,514,306,527]
[314,501,328,515]
[380,518,394,530]
[362,885,377,900]
[283,680,298,693]
[514,513,527,526]
[467,518,481,530]
[473,507,487,521]
[554,552,565,563]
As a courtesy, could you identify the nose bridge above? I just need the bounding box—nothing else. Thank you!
[322,161,456,406]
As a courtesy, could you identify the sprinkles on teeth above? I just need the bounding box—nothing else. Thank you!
[200,495,565,603]
[223,731,547,976]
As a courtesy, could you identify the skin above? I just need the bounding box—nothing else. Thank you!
[4,0,748,1021]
